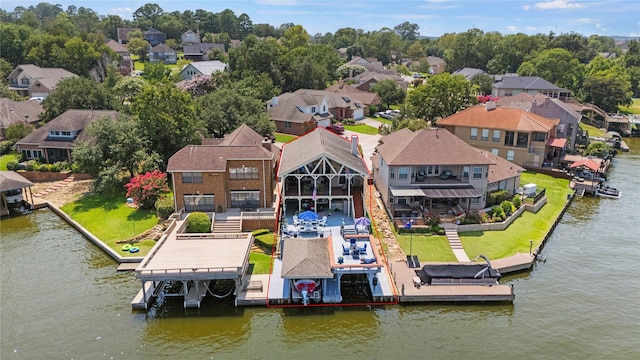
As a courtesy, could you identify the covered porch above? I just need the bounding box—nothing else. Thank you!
[389,186,482,221]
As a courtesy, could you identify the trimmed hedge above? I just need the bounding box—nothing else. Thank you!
[186,212,210,233]
[155,196,174,220]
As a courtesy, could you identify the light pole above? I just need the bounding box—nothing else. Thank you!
[529,239,534,255]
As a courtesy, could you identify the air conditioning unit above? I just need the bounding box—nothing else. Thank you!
[523,183,537,196]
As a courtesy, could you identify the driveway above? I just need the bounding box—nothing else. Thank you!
[344,118,384,172]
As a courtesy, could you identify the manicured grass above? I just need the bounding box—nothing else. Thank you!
[275,133,297,143]
[61,191,159,257]
[249,252,273,274]
[0,153,21,171]
[580,123,607,138]
[461,171,570,260]
[370,116,392,125]
[396,234,458,262]
[619,98,640,114]
[344,124,379,135]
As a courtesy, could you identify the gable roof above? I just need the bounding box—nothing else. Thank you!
[116,27,140,42]
[452,67,485,80]
[293,89,364,111]
[493,75,566,91]
[438,105,559,132]
[268,92,333,124]
[16,110,119,149]
[279,128,369,176]
[0,98,43,130]
[0,171,34,192]
[325,82,382,106]
[7,65,78,87]
[149,44,175,53]
[495,93,548,110]
[280,237,333,278]
[144,28,165,35]
[183,43,225,56]
[105,39,128,54]
[377,128,494,166]
[531,97,582,122]
[221,123,266,146]
[181,61,227,75]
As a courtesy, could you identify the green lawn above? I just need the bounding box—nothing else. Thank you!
[344,124,379,135]
[249,232,277,274]
[396,234,458,262]
[60,191,159,257]
[461,171,570,260]
[0,153,21,171]
[580,123,607,137]
[619,98,640,114]
[275,133,297,143]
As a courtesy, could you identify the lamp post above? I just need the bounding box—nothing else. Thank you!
[529,239,533,255]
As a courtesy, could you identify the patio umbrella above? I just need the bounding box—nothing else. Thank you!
[298,210,319,221]
[354,217,371,227]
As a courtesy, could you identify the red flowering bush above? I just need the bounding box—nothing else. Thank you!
[125,170,169,210]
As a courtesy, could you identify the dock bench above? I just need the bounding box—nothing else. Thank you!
[244,280,263,292]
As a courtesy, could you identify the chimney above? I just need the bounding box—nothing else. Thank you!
[271,96,278,107]
[351,135,359,156]
[485,102,496,111]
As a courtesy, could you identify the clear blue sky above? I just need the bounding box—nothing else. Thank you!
[2,0,639,37]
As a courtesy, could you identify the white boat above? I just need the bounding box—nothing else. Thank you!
[596,185,621,199]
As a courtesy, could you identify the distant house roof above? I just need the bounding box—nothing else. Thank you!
[144,27,165,35]
[16,110,119,149]
[183,43,225,56]
[452,67,486,80]
[280,237,333,278]
[427,56,447,74]
[278,127,369,176]
[7,64,78,92]
[0,171,34,192]
[116,27,140,42]
[167,124,274,172]
[376,128,494,166]
[493,75,567,92]
[0,98,43,131]
[495,93,548,111]
[181,60,227,75]
[105,39,129,54]
[293,89,364,111]
[229,39,242,48]
[181,29,200,42]
[268,92,333,124]
[149,44,175,53]
[351,72,407,87]
[438,105,559,132]
[325,81,382,106]
[478,149,524,183]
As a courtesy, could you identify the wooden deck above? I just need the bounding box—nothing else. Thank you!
[390,261,515,303]
[492,253,535,274]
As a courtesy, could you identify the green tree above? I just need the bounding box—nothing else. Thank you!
[335,64,366,79]
[394,21,419,41]
[549,32,596,64]
[4,123,34,142]
[371,79,406,110]
[408,73,477,121]
[45,12,78,37]
[41,77,118,122]
[131,83,204,163]
[142,62,172,83]
[281,25,310,49]
[470,74,494,95]
[0,24,34,66]
[406,41,425,61]
[127,37,150,60]
[133,3,163,28]
[517,48,584,94]
[113,76,146,105]
[332,27,358,48]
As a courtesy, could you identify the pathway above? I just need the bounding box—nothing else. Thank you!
[33,174,74,198]
[441,223,470,262]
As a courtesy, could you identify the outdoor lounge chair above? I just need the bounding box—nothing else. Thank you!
[292,215,301,226]
[358,243,367,254]
[342,244,350,255]
[318,216,327,227]
[440,169,453,180]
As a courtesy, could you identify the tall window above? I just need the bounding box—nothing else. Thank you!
[493,130,500,142]
[470,128,478,140]
[463,166,469,178]
[504,131,515,146]
[184,195,214,212]
[182,172,202,183]
[532,132,546,142]
[473,167,483,179]
[491,149,499,156]
[230,191,259,208]
[481,129,489,141]
[230,167,259,179]
[285,122,292,129]
[516,133,529,147]
[398,167,409,179]
[507,150,515,161]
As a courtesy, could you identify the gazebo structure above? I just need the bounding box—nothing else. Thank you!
[0,171,34,216]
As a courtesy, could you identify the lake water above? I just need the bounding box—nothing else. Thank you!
[1,139,639,360]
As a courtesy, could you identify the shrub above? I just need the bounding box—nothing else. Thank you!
[125,170,169,209]
[37,164,49,172]
[47,163,60,172]
[25,161,35,171]
[252,229,270,236]
[0,140,14,155]
[512,195,522,208]
[424,213,441,227]
[490,205,506,222]
[500,200,516,216]
[155,196,174,220]
[462,210,482,224]
[487,189,510,207]
[6,161,19,171]
[186,212,210,233]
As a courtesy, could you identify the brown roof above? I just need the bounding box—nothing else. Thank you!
[0,171,34,191]
[105,39,129,54]
[477,149,524,183]
[7,65,78,92]
[167,145,273,172]
[280,237,333,278]
[116,28,140,42]
[438,105,558,132]
[0,98,43,130]
[376,128,494,166]
[150,44,175,53]
[268,92,332,124]
[221,123,266,146]
[325,82,382,106]
[495,93,548,110]
[15,110,119,149]
[279,128,369,176]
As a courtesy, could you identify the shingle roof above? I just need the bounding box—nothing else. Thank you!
[116,27,140,42]
[0,98,43,130]
[325,82,382,106]
[477,149,524,183]
[167,145,273,172]
[376,128,494,166]
[278,128,369,176]
[221,123,266,146]
[183,43,225,56]
[7,65,78,91]
[181,60,227,75]
[452,67,485,80]
[0,171,34,192]
[16,110,119,149]
[438,105,558,132]
[150,44,175,53]
[268,92,333,124]
[281,237,333,278]
[493,76,566,91]
[105,39,128,54]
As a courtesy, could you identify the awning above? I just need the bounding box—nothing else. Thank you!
[546,137,567,148]
[390,186,481,199]
[569,158,602,172]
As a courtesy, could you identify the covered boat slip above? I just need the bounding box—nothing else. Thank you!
[132,221,252,309]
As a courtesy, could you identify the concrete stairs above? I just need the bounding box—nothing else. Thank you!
[34,174,74,197]
[442,223,470,262]
[213,217,242,233]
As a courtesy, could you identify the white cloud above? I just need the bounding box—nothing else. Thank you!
[523,5,531,10]
[110,7,132,15]
[507,26,518,31]
[534,1,585,10]
[526,26,537,31]
[256,0,298,5]
[571,18,596,25]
